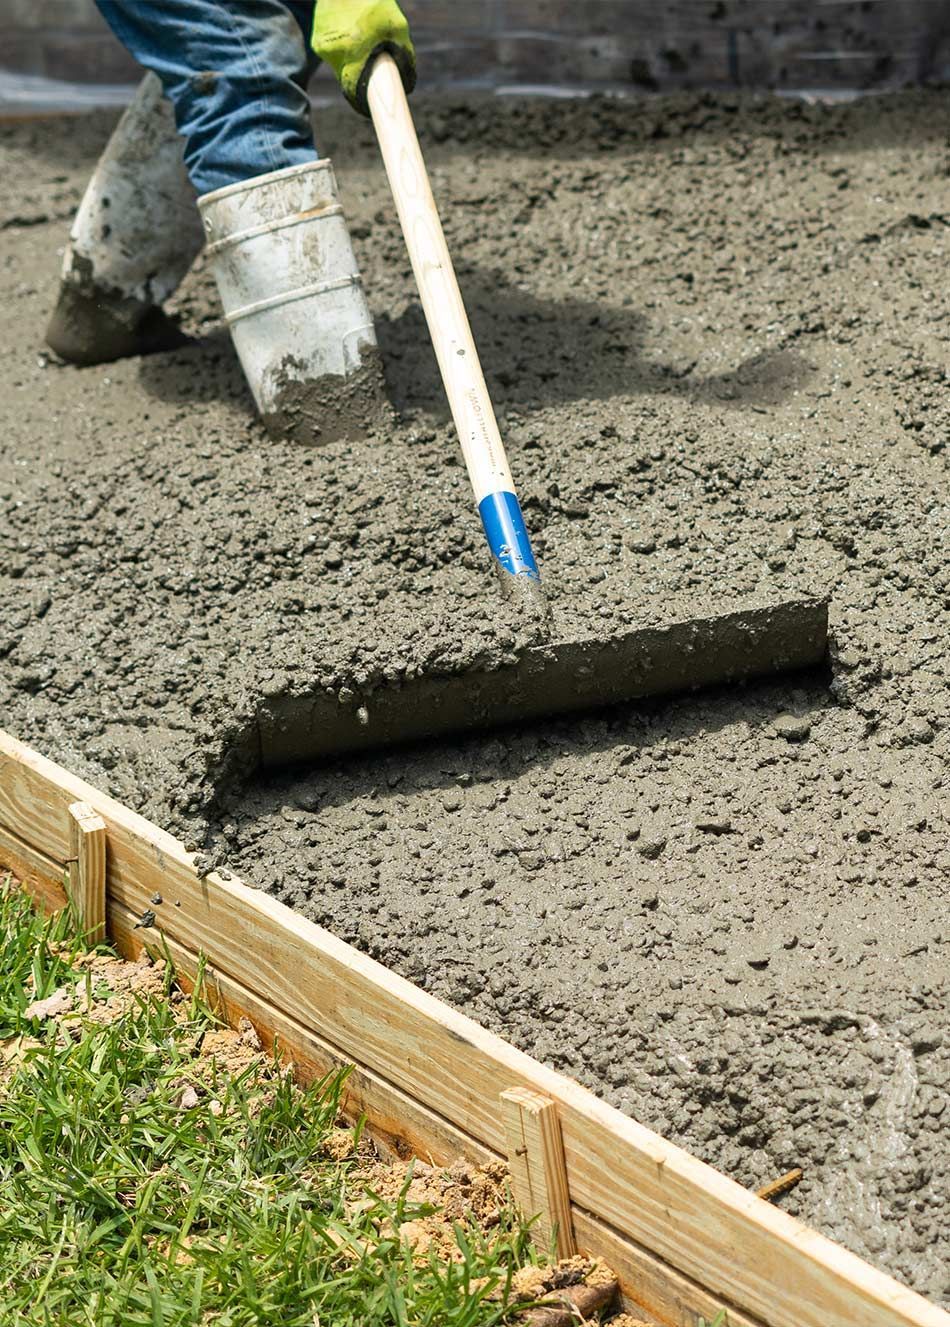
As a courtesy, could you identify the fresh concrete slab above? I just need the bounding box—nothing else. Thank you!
[0,90,947,1305]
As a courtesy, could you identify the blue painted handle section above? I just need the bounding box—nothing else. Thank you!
[478,490,541,581]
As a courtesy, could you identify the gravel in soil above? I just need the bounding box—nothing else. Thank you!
[1,90,948,1303]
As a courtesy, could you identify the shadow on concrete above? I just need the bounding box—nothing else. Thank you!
[376,266,814,415]
[216,663,832,828]
[136,327,254,411]
[137,268,814,417]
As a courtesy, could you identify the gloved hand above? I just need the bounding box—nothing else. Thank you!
[311,0,416,116]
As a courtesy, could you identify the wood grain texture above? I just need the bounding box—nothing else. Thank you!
[68,801,106,944]
[1,729,947,1327]
[367,53,514,504]
[502,1087,576,1259]
[0,743,73,861]
[572,1208,765,1327]
[0,822,68,913]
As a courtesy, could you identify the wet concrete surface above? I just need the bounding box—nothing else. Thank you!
[0,91,947,1301]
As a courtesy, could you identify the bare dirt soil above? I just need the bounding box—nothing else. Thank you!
[0,90,947,1302]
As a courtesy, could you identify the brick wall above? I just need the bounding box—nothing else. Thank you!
[3,0,950,92]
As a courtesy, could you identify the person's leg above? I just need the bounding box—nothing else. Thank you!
[48,1,320,367]
[51,2,380,441]
[94,0,319,195]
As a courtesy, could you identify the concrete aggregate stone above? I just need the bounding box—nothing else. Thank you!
[1,90,948,1304]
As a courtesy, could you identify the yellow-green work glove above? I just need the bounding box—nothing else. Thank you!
[312,0,416,116]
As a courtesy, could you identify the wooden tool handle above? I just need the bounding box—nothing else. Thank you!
[366,53,513,507]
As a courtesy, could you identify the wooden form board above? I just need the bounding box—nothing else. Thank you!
[0,822,68,914]
[1,728,947,1327]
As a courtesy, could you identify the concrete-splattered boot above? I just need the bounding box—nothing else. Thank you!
[198,161,383,444]
[46,73,204,366]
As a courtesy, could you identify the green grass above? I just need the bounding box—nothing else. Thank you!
[0,879,539,1326]
[0,880,79,1040]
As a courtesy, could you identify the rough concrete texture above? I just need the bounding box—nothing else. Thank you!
[0,92,948,1302]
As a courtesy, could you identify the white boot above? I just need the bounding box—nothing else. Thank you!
[198,160,383,444]
[46,73,205,365]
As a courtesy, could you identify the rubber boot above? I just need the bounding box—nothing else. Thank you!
[198,161,384,444]
[46,73,205,366]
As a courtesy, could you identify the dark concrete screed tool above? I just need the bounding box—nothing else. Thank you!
[244,55,828,768]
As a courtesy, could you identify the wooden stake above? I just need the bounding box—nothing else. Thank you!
[502,1087,575,1259]
[67,801,106,944]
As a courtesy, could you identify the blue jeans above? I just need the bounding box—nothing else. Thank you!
[95,1,320,196]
